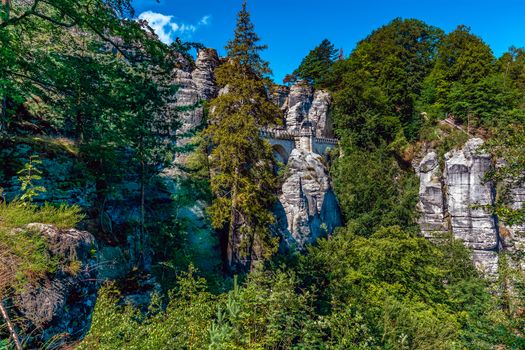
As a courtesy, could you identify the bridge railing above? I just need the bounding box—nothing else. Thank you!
[314,136,338,145]
[261,127,338,145]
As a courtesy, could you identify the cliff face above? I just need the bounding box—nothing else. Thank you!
[171,49,220,139]
[416,138,525,275]
[277,82,333,138]
[276,149,341,250]
[271,82,340,250]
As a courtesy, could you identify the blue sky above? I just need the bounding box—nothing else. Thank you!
[133,0,525,83]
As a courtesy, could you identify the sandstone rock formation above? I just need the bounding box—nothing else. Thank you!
[308,90,332,138]
[169,56,340,258]
[13,224,97,346]
[276,149,341,250]
[416,138,503,275]
[281,82,332,137]
[444,138,498,251]
[416,151,447,237]
[172,48,219,137]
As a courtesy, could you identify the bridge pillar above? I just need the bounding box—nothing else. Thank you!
[298,120,314,153]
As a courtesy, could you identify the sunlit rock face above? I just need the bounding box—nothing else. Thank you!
[416,151,447,237]
[280,82,332,138]
[444,138,498,251]
[192,48,220,101]
[416,138,504,276]
[171,48,220,137]
[276,149,341,250]
[308,90,333,138]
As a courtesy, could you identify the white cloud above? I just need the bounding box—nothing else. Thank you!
[138,11,211,44]
[199,15,210,26]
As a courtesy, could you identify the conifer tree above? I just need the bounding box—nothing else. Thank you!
[205,0,281,272]
[292,38,338,88]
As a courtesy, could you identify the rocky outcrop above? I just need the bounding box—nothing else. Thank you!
[172,48,220,137]
[285,83,313,133]
[416,138,501,275]
[280,82,332,138]
[308,90,332,138]
[444,139,498,251]
[271,85,290,110]
[416,151,447,237]
[276,149,341,250]
[499,181,525,269]
[192,48,220,101]
[13,224,97,346]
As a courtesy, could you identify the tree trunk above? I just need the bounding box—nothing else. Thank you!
[76,110,84,142]
[139,158,146,269]
[227,172,240,271]
[0,299,22,350]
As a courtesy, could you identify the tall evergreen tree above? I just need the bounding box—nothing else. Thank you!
[292,38,338,88]
[205,0,281,272]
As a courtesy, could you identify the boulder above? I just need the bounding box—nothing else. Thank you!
[13,224,97,345]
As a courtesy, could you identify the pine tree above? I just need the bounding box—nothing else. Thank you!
[205,0,281,272]
[292,39,338,88]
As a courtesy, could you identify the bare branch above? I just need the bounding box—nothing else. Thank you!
[0,298,22,350]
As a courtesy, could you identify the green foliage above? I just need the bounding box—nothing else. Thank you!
[205,1,281,271]
[0,201,82,290]
[0,201,82,230]
[79,267,217,350]
[80,267,318,350]
[16,155,46,203]
[332,147,419,236]
[291,39,338,88]
[484,124,525,226]
[82,227,516,349]
[300,226,510,349]
[331,18,443,147]
[225,1,270,77]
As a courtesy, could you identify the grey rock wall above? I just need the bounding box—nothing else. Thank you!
[281,82,332,138]
[415,138,525,276]
[276,149,341,250]
[171,48,219,138]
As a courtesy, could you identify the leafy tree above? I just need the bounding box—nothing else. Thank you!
[422,25,497,124]
[300,226,510,349]
[331,18,443,147]
[331,147,419,236]
[499,46,525,92]
[291,39,338,88]
[205,0,281,272]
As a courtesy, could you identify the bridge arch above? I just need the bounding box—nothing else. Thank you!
[272,144,289,165]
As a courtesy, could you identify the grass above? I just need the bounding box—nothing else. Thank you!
[0,201,83,290]
[0,201,83,230]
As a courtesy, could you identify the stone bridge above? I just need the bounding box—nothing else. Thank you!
[260,126,338,164]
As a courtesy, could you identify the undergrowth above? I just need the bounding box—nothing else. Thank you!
[0,202,83,290]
